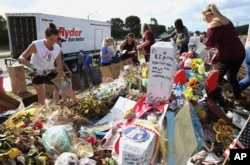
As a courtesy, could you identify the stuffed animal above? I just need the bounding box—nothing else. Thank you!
[179,51,194,69]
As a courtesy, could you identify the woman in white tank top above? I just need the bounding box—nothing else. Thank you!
[18,23,65,105]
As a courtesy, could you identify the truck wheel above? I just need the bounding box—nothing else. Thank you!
[70,63,78,73]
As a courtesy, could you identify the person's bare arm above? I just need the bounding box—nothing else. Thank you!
[119,40,126,51]
[141,40,150,47]
[18,43,36,67]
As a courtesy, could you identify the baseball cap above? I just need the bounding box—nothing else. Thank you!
[58,36,66,42]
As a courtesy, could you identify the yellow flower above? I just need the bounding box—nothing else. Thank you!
[213,119,234,146]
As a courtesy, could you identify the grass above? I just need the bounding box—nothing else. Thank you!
[0,45,10,59]
[0,53,11,59]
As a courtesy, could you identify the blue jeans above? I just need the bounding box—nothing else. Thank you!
[239,47,250,92]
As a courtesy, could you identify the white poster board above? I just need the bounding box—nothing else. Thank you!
[174,101,198,165]
[146,41,175,105]
[94,96,136,126]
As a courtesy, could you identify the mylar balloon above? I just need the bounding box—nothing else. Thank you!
[173,69,187,85]
[205,70,219,92]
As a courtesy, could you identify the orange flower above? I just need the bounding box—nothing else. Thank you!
[187,77,199,89]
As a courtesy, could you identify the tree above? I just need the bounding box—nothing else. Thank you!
[235,24,248,35]
[110,18,126,39]
[124,16,141,38]
[167,26,175,34]
[150,24,166,38]
[150,18,158,25]
[0,15,8,46]
[110,18,124,30]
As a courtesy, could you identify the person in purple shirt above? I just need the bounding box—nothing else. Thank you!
[202,3,245,107]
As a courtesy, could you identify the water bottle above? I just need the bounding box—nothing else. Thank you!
[61,77,67,90]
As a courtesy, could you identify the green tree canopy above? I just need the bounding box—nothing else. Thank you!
[110,18,124,30]
[150,18,158,25]
[125,16,141,38]
[0,15,8,45]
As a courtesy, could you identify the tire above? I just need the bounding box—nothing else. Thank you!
[65,60,78,73]
[90,67,102,85]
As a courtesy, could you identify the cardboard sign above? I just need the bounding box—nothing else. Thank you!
[8,65,27,94]
[146,42,175,105]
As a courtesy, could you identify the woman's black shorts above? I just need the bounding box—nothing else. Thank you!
[32,70,58,85]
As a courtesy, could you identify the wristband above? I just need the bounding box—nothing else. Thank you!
[30,64,37,70]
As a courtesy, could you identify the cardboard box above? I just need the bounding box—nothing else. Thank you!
[8,65,27,94]
[22,94,38,107]
[110,62,123,79]
[99,66,114,83]
[72,73,81,90]
[122,57,133,66]
[0,92,21,112]
[118,127,157,165]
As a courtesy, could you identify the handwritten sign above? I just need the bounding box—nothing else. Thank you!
[146,42,175,105]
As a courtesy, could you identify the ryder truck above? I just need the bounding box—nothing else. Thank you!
[5,13,111,72]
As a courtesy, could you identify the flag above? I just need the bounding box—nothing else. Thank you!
[223,138,245,158]
[239,120,250,149]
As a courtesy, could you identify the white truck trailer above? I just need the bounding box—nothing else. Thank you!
[5,13,111,72]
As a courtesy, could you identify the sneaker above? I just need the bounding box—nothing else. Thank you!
[226,111,233,119]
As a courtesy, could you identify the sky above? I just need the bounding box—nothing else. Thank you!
[0,0,250,34]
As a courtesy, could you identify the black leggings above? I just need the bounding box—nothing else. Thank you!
[144,55,150,63]
[211,58,244,100]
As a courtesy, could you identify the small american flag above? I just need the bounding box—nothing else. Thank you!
[223,138,245,158]
[222,116,250,165]
[238,120,250,149]
[223,116,250,158]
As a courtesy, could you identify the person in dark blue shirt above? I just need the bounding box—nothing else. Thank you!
[239,46,250,93]
[82,54,93,88]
